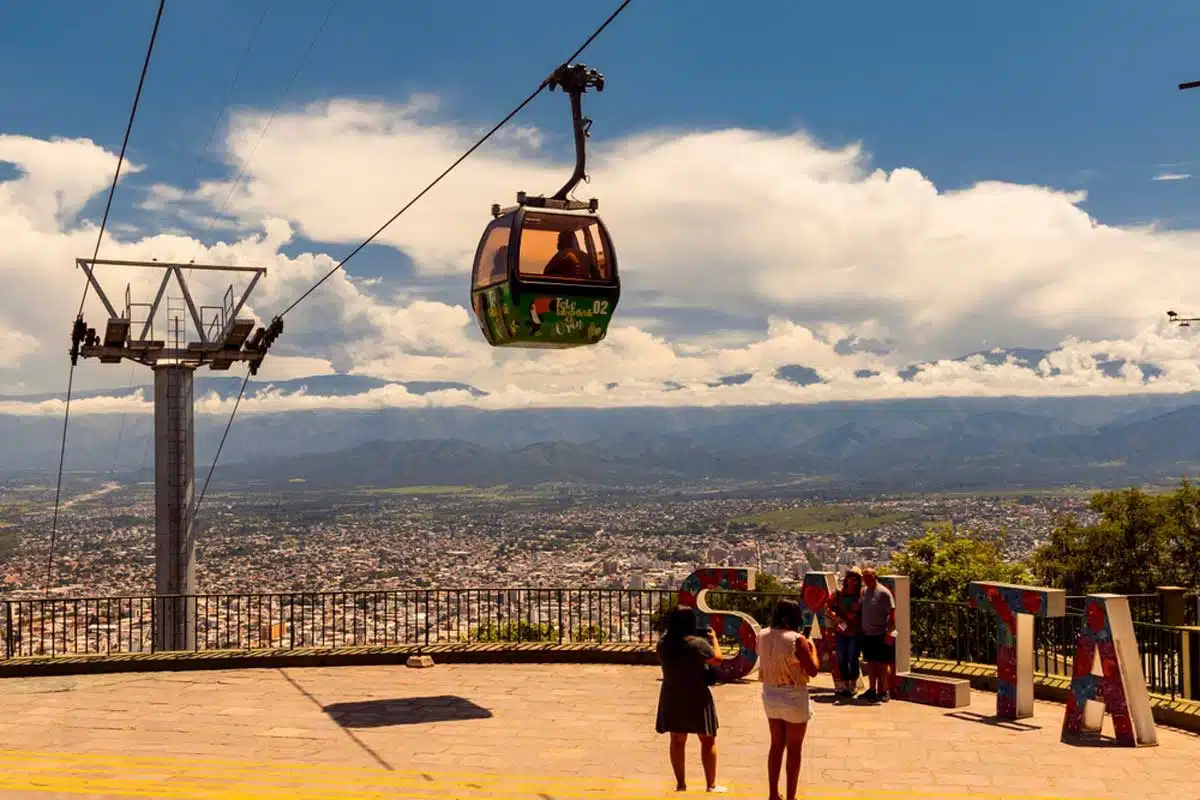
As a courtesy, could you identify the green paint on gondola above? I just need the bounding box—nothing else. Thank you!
[473,283,614,348]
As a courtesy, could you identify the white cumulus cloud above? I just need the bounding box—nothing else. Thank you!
[2,95,1200,412]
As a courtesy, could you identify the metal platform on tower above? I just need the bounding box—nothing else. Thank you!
[69,257,282,651]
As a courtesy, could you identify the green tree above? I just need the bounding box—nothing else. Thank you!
[889,521,1032,602]
[889,522,1031,662]
[1030,482,1200,595]
[1164,478,1200,590]
[571,624,609,643]
[804,548,824,572]
[469,621,556,642]
[1028,513,1096,594]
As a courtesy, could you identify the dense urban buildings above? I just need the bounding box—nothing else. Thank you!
[1,477,1094,598]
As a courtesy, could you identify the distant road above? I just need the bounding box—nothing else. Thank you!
[59,481,121,510]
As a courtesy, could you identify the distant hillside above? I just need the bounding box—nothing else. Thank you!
[4,369,1200,492]
[199,397,1200,492]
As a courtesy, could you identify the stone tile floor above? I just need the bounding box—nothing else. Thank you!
[0,664,1196,799]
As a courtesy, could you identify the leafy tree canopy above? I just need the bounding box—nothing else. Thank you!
[889,521,1031,602]
[1031,480,1200,594]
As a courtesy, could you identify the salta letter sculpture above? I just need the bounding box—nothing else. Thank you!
[881,575,970,708]
[797,572,838,675]
[1062,594,1157,747]
[968,581,1067,719]
[677,567,761,681]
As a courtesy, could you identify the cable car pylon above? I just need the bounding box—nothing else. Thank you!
[70,258,281,650]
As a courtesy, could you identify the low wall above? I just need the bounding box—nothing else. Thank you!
[0,642,658,678]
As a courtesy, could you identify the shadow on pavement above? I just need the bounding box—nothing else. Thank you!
[324,695,494,728]
[944,710,1042,732]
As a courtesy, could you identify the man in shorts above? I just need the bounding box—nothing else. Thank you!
[858,567,895,702]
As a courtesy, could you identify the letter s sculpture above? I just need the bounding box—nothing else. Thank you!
[677,567,761,682]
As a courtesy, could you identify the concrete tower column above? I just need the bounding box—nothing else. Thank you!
[153,364,197,651]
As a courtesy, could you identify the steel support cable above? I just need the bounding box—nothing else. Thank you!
[197,0,340,254]
[183,0,634,535]
[45,0,168,596]
[275,0,634,319]
[185,0,275,274]
[111,2,270,487]
[189,369,252,526]
[182,0,339,531]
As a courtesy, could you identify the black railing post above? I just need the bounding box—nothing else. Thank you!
[149,598,158,654]
[557,590,565,644]
[1158,587,1186,627]
[3,601,11,660]
[1186,628,1200,702]
[424,591,430,647]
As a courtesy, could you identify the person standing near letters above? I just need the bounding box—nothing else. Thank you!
[824,567,864,699]
[655,607,728,793]
[857,567,895,703]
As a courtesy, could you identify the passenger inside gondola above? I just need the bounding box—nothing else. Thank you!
[543,230,594,279]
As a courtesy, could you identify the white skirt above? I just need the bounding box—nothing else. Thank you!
[761,683,813,725]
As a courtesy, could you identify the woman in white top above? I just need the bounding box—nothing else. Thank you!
[758,599,820,800]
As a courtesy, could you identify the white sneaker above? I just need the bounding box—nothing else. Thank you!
[706,786,728,794]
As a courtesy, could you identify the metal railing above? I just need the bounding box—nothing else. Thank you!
[2,589,1194,700]
[1,589,677,659]
[1064,593,1161,622]
[910,599,1188,699]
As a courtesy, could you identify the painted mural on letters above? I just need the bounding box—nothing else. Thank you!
[1061,594,1157,747]
[797,571,838,675]
[677,567,761,682]
[882,574,971,709]
[968,581,1067,719]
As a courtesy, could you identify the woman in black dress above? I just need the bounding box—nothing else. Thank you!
[656,607,727,793]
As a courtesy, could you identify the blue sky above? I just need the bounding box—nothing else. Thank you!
[5,0,1200,235]
[6,0,1200,407]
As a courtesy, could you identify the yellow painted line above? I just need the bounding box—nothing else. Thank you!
[0,761,1105,800]
[0,769,831,800]
[0,749,1101,800]
[0,772,1070,800]
[0,765,682,800]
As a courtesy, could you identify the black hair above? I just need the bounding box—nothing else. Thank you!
[665,606,698,637]
[660,606,699,657]
[770,598,805,631]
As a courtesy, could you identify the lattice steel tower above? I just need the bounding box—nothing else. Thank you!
[70,258,281,651]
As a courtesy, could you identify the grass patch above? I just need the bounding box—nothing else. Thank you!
[360,485,480,495]
[736,505,914,533]
[356,485,554,501]
[914,487,1097,501]
[0,527,17,560]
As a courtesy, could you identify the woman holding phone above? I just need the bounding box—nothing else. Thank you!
[759,599,821,800]
[655,607,727,793]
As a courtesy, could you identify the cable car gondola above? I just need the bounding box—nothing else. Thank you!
[470,63,620,348]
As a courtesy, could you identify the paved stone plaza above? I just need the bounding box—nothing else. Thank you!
[0,663,1196,799]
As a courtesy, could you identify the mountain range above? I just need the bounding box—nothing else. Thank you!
[4,351,1200,492]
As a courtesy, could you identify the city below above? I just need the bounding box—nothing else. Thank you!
[0,474,1095,598]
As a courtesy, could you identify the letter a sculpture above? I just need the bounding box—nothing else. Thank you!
[1062,594,1157,747]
